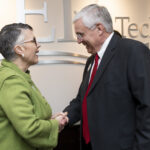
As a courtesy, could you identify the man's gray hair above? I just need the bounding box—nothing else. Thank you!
[73,4,113,33]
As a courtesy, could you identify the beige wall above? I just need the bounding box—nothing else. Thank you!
[0,0,149,113]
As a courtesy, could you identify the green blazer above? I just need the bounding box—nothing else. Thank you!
[0,59,59,150]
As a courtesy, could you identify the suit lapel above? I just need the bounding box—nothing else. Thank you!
[88,33,120,95]
[83,57,94,95]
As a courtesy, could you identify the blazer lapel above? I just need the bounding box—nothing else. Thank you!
[83,58,94,95]
[88,33,120,95]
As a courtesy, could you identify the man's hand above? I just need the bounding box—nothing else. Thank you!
[52,112,69,132]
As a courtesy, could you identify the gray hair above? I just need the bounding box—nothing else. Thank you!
[73,4,113,32]
[0,23,33,61]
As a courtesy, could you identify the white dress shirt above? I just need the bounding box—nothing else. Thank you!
[89,32,114,80]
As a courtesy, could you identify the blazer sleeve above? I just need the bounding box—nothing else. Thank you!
[63,85,82,125]
[127,42,150,150]
[64,56,94,125]
[0,75,59,148]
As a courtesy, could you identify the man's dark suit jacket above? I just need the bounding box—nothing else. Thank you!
[64,32,150,150]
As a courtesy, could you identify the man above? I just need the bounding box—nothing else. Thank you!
[63,4,150,150]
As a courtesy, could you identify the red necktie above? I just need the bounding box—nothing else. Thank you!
[82,53,99,144]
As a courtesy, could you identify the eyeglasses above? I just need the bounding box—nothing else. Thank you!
[19,37,38,46]
[76,33,84,40]
[76,25,97,40]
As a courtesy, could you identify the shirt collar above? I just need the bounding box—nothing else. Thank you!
[97,32,114,59]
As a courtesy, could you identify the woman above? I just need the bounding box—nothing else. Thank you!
[0,23,67,150]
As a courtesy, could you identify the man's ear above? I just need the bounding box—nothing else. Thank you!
[96,23,105,35]
[14,45,24,57]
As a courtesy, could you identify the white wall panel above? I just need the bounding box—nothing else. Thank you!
[0,0,149,113]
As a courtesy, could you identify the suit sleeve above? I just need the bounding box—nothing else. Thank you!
[64,56,93,125]
[0,76,59,148]
[63,85,82,125]
[128,42,150,150]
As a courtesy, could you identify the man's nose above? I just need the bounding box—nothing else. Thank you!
[77,37,83,44]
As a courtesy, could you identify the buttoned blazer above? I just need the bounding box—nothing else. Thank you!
[0,60,59,150]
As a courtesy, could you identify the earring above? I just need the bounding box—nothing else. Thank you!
[21,53,24,58]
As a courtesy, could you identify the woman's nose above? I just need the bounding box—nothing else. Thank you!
[37,42,41,49]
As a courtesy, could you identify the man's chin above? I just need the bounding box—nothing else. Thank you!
[86,48,93,54]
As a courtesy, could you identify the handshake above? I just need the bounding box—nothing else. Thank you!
[51,112,69,132]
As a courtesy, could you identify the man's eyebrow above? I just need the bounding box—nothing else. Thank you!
[76,32,84,35]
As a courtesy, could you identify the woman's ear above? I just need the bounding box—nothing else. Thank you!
[14,45,25,57]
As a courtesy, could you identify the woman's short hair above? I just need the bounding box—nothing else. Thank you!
[0,23,33,61]
[73,4,113,33]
